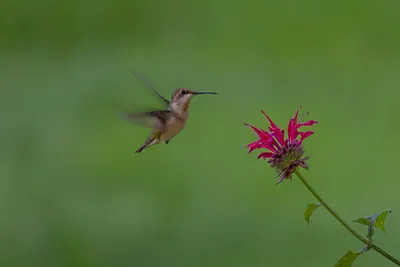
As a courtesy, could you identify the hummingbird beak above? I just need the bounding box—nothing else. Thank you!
[191,91,218,95]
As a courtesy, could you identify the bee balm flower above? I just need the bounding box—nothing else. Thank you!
[243,107,317,184]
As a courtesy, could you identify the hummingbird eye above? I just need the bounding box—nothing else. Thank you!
[181,90,187,95]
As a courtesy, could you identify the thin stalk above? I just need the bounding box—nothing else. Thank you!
[294,169,400,266]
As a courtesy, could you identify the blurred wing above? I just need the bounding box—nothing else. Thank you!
[122,110,172,130]
[132,72,170,107]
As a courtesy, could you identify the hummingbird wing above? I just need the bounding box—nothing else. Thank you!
[132,72,170,107]
[123,109,172,130]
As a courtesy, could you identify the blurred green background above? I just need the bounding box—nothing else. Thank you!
[1,0,400,266]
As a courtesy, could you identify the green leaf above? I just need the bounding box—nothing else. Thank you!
[304,203,321,226]
[353,209,392,233]
[374,210,391,233]
[334,251,362,267]
[352,217,370,226]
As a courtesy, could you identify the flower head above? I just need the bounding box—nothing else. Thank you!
[243,107,318,184]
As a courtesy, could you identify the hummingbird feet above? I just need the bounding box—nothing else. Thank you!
[165,140,170,144]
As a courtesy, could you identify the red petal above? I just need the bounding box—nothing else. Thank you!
[257,152,273,159]
[293,107,300,123]
[261,110,280,130]
[247,141,263,153]
[287,118,296,142]
[243,121,281,152]
[298,120,318,127]
[299,131,314,143]
[288,106,318,143]
[242,121,271,140]
[260,139,278,153]
[261,110,285,147]
[247,139,277,154]
[287,107,301,142]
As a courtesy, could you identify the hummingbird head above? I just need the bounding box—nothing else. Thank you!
[170,88,217,113]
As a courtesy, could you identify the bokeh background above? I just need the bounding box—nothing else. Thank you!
[1,0,400,266]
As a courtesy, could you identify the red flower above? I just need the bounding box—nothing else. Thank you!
[243,107,318,184]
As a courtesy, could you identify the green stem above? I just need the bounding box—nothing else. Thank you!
[294,169,400,266]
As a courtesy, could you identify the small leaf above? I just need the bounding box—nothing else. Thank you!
[353,209,392,233]
[374,210,391,233]
[352,217,370,226]
[334,251,362,267]
[304,203,321,226]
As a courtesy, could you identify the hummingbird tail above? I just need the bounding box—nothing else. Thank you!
[135,144,146,153]
[135,136,160,154]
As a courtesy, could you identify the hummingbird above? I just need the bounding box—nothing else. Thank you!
[124,73,217,153]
